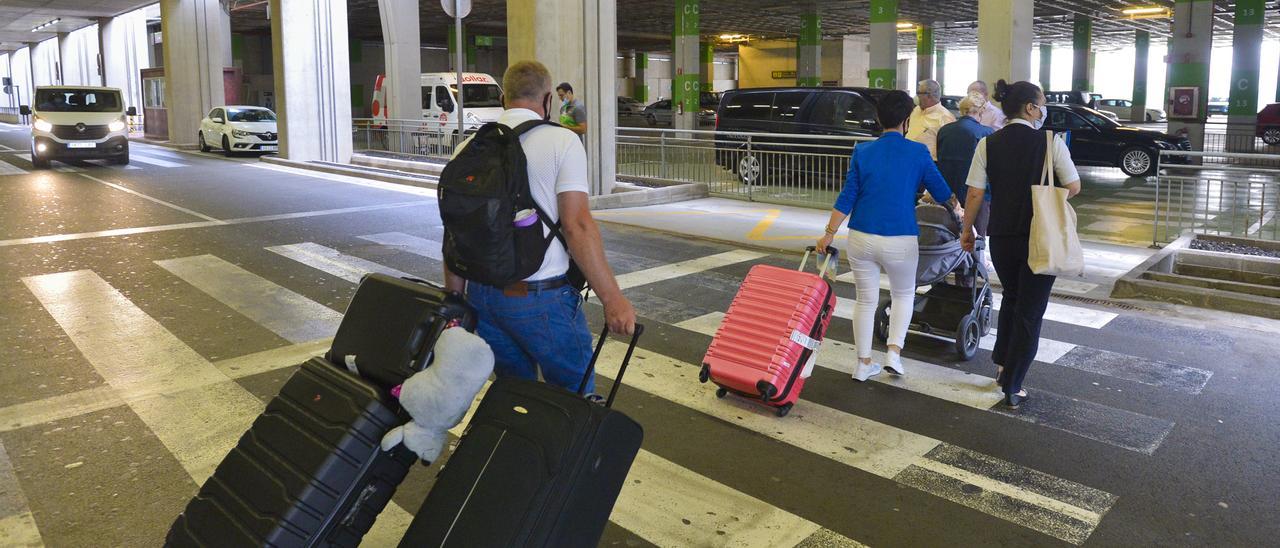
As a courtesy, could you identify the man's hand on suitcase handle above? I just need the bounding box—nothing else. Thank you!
[602,294,637,336]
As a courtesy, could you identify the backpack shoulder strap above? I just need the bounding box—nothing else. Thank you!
[511,119,561,137]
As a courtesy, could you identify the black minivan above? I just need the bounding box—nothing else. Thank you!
[714,87,883,185]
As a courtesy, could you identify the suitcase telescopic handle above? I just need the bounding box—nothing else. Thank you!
[801,246,839,279]
[578,324,645,408]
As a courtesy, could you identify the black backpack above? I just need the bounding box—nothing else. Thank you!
[439,120,571,287]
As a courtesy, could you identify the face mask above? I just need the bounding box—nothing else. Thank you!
[1031,105,1047,129]
[913,96,921,106]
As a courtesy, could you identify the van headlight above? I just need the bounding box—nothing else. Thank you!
[108,119,126,132]
[232,129,252,138]
[32,117,52,132]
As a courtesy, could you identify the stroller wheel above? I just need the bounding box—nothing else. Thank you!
[873,299,891,343]
[956,314,980,361]
[978,288,994,337]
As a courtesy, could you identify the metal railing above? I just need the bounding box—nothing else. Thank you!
[0,106,24,124]
[1155,150,1279,245]
[616,127,871,208]
[352,118,471,162]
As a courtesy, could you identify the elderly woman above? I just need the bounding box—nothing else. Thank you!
[937,96,996,237]
[818,91,962,382]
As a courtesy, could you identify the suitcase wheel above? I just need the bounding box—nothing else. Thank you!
[699,363,710,384]
[715,387,728,399]
[775,403,793,418]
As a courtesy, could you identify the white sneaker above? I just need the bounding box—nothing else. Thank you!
[852,362,883,382]
[884,351,906,376]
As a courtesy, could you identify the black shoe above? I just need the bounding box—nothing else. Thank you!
[1003,392,1028,409]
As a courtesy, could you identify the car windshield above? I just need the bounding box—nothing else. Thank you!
[1078,107,1119,128]
[452,84,503,108]
[35,89,122,112]
[227,108,276,122]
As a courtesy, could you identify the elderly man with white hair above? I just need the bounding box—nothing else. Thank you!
[906,79,955,161]
[967,80,1006,130]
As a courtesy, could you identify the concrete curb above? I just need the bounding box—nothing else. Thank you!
[350,154,446,177]
[590,183,708,210]
[1112,233,1280,319]
[259,156,438,190]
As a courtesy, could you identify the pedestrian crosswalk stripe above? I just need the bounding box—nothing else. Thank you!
[20,271,415,545]
[358,232,443,261]
[156,254,343,343]
[982,328,1078,363]
[614,250,770,290]
[0,441,43,548]
[266,242,415,283]
[674,311,1173,455]
[1052,346,1213,394]
[22,270,267,483]
[988,293,1116,329]
[0,157,27,175]
[590,343,1115,545]
[128,154,187,168]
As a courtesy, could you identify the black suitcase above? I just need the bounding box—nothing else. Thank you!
[328,274,475,390]
[398,325,645,548]
[166,357,415,547]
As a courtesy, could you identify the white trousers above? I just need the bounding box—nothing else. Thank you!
[846,230,919,360]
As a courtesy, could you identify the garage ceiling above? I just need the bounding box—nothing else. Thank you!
[230,0,1277,52]
[0,0,156,54]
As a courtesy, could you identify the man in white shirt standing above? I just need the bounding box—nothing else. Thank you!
[906,79,955,161]
[443,61,635,394]
[967,80,1006,130]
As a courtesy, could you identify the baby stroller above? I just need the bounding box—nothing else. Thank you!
[873,203,993,360]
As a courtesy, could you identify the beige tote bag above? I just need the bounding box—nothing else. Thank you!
[1028,131,1084,277]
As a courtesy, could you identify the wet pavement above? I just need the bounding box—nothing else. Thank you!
[0,123,1278,547]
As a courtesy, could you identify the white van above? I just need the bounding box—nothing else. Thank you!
[21,86,135,168]
[371,72,504,132]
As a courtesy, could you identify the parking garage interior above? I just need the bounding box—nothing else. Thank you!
[1,1,1279,547]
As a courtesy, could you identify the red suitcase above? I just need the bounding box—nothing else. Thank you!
[699,246,838,417]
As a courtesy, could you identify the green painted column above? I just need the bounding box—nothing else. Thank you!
[1039,44,1052,90]
[1227,0,1264,150]
[797,11,822,87]
[916,24,934,81]
[700,42,715,91]
[1167,0,1213,150]
[936,49,946,93]
[1132,31,1149,122]
[634,52,648,103]
[1072,15,1091,91]
[672,0,699,130]
[868,0,897,89]
[446,25,476,71]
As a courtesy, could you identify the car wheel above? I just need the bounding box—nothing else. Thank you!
[1120,147,1155,177]
[222,135,233,157]
[110,154,129,165]
[1262,128,1280,146]
[30,147,49,169]
[737,152,762,185]
[645,114,657,127]
[1146,113,1153,122]
[198,132,210,152]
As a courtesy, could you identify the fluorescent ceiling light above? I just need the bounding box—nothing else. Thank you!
[896,22,914,29]
[1122,7,1166,15]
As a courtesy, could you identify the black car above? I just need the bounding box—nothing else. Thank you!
[1043,103,1190,177]
[714,87,882,184]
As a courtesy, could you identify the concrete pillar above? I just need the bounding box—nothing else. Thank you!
[1072,15,1091,91]
[936,49,946,93]
[1132,31,1149,123]
[841,35,869,87]
[1166,0,1213,151]
[915,24,934,81]
[99,11,150,112]
[508,0,616,195]
[160,0,228,145]
[977,0,1032,88]
[1038,44,1052,90]
[671,0,699,130]
[379,0,421,122]
[700,42,714,91]
[896,59,910,91]
[634,52,648,102]
[270,0,352,163]
[868,0,897,89]
[797,10,821,87]
[1227,0,1264,150]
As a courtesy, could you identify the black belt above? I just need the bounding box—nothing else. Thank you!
[489,276,568,296]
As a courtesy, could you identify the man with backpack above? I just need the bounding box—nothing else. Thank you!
[440,60,635,394]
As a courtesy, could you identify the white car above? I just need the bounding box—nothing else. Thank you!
[1096,99,1166,122]
[198,106,279,155]
[21,86,134,168]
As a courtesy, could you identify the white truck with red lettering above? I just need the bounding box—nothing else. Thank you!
[371,72,504,133]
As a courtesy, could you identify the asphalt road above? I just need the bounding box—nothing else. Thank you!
[0,125,1277,547]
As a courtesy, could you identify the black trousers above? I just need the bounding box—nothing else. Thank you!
[989,235,1056,395]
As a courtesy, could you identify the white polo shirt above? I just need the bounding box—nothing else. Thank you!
[454,108,590,282]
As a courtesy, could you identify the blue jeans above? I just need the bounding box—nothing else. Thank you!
[466,281,595,393]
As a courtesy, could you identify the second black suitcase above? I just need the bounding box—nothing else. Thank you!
[328,274,475,390]
[398,326,645,548]
[166,357,414,547]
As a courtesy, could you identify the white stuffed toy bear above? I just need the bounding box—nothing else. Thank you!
[380,327,494,464]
